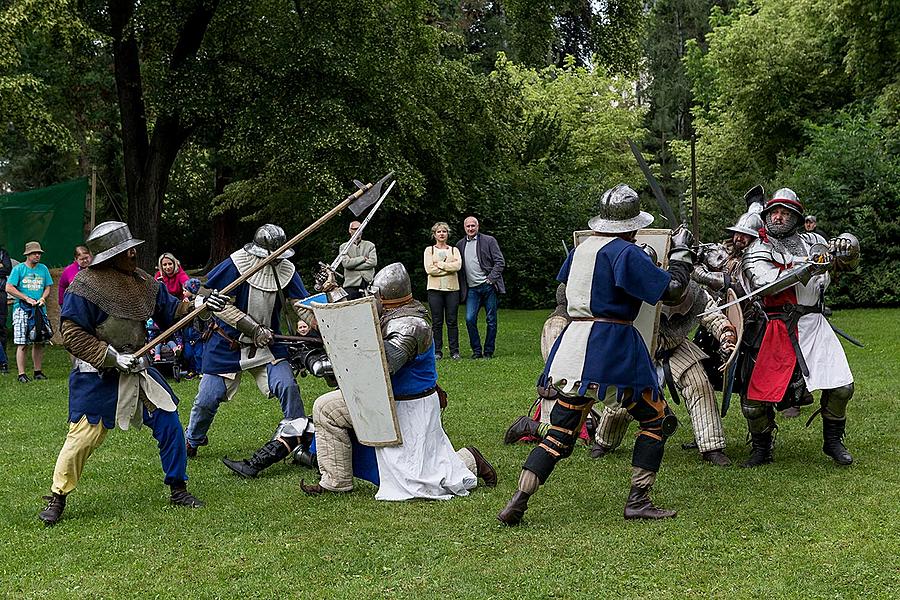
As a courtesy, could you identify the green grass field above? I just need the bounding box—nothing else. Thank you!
[1,308,898,599]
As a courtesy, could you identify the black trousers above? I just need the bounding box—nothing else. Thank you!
[427,289,459,355]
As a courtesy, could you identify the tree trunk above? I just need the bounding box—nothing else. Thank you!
[207,165,237,269]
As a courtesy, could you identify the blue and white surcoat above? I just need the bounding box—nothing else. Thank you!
[540,236,670,402]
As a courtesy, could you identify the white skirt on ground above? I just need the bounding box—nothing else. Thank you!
[374,391,476,501]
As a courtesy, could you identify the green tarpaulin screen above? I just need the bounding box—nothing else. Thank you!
[1,178,87,268]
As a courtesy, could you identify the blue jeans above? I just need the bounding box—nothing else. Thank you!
[185,360,304,447]
[465,283,499,356]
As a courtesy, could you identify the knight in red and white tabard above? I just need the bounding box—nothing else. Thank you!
[740,188,859,467]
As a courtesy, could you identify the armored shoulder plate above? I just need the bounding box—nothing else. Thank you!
[384,315,433,355]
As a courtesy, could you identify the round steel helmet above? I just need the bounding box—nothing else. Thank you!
[244,224,294,259]
[588,184,654,233]
[370,262,411,301]
[725,211,764,238]
[86,221,144,266]
[762,187,804,218]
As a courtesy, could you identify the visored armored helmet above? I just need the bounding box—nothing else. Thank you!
[370,262,411,302]
[588,184,654,234]
[762,188,804,218]
[86,221,144,266]
[244,224,294,259]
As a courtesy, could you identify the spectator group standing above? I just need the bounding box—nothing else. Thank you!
[455,217,505,359]
[5,241,53,382]
[424,222,462,360]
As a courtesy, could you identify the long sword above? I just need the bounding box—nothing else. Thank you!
[830,323,864,348]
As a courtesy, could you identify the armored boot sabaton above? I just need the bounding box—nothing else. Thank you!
[822,418,853,465]
[623,485,677,520]
[222,440,291,478]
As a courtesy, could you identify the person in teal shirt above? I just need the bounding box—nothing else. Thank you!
[5,241,53,382]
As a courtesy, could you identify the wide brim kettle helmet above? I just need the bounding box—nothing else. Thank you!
[588,184,654,234]
[86,221,144,266]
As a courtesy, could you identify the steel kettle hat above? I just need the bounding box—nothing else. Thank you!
[86,221,144,266]
[244,224,294,259]
[726,211,764,238]
[588,184,654,233]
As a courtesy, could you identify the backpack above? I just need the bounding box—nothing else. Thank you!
[23,304,53,343]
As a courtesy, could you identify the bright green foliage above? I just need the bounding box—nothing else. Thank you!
[676,0,899,306]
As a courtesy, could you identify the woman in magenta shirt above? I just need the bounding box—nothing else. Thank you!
[57,245,92,305]
[154,252,190,299]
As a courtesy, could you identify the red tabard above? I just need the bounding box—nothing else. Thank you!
[747,287,799,403]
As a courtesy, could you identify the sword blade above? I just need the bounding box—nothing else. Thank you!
[830,322,865,348]
[329,179,396,271]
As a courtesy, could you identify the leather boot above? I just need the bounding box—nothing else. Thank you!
[503,415,539,444]
[39,492,66,526]
[822,418,853,465]
[741,431,774,468]
[623,485,677,520]
[701,449,731,467]
[169,483,204,508]
[222,440,290,478]
[590,442,612,459]
[466,446,497,487]
[497,490,531,526]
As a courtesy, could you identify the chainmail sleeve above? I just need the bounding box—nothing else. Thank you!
[61,320,108,368]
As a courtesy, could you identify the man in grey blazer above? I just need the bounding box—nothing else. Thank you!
[340,221,378,300]
[455,216,505,358]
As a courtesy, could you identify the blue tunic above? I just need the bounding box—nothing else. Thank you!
[202,258,308,374]
[539,237,670,400]
[62,286,183,429]
[392,343,438,396]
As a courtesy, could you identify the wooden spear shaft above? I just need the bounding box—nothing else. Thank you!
[134,183,373,357]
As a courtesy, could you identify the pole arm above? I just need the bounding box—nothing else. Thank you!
[134,177,385,357]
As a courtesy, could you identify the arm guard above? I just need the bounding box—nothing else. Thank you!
[661,261,693,304]
[214,304,266,339]
[697,289,732,341]
[383,316,432,374]
[692,264,728,291]
[61,320,108,368]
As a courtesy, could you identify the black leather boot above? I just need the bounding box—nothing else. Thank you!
[169,483,204,508]
[741,431,774,468]
[624,485,677,520]
[222,440,290,478]
[39,492,67,526]
[822,418,853,465]
[503,415,540,444]
[590,442,613,459]
[497,490,531,526]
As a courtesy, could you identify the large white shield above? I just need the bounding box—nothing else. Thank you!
[573,229,670,357]
[311,296,402,446]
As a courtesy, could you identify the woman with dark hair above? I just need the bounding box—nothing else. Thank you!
[423,222,462,360]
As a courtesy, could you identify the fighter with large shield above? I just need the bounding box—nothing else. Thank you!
[300,263,496,500]
[497,184,698,526]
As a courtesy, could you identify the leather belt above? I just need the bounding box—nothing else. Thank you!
[394,386,437,401]
[570,317,633,325]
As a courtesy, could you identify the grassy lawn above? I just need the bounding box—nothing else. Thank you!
[1,307,897,599]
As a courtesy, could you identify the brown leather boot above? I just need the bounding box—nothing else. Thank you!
[466,446,497,487]
[623,485,677,520]
[497,490,531,526]
[701,449,732,467]
[39,492,67,526]
[503,416,540,444]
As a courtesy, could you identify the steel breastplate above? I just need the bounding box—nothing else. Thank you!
[95,316,147,353]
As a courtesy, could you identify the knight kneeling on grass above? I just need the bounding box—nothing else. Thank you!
[300,262,496,500]
[39,221,230,526]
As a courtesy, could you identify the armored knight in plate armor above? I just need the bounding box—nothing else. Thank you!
[300,262,496,500]
[740,188,859,467]
[590,279,737,466]
[183,225,316,478]
[39,222,204,526]
[497,184,697,526]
